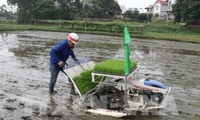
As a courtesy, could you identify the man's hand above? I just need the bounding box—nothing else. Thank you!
[58,61,65,68]
[74,58,80,64]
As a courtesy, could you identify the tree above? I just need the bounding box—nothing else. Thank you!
[147,13,153,22]
[101,0,121,16]
[137,13,148,22]
[56,0,82,20]
[81,0,121,18]
[33,0,57,20]
[81,0,104,18]
[8,0,35,23]
[7,0,121,22]
[123,8,139,20]
[0,5,7,17]
[8,0,82,22]
[0,5,15,20]
[172,0,200,24]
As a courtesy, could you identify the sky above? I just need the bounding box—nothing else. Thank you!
[118,0,175,10]
[0,0,7,6]
[118,0,156,10]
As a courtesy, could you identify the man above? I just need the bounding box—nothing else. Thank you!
[49,33,80,95]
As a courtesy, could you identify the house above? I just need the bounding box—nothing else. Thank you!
[145,0,173,19]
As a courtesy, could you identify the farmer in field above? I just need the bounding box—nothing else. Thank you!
[49,33,80,95]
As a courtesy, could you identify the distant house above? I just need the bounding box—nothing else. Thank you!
[145,0,174,19]
[0,5,7,13]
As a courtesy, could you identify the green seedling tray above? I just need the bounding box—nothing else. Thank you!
[73,59,137,94]
[93,59,137,75]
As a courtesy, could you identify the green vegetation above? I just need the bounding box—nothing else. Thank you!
[172,0,200,24]
[93,59,137,75]
[123,8,153,22]
[142,32,200,43]
[1,20,200,44]
[73,59,137,94]
[7,0,121,23]
[73,70,98,94]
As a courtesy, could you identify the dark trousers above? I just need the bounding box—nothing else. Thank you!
[49,64,75,94]
[49,64,60,93]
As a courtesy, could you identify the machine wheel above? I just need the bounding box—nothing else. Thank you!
[151,93,163,104]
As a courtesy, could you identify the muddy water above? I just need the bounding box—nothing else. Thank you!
[0,31,200,120]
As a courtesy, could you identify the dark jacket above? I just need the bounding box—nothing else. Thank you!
[50,39,76,66]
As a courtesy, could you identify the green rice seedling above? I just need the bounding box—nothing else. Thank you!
[93,59,137,75]
[73,70,98,94]
[73,59,137,94]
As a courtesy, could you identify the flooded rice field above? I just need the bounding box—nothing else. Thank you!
[0,31,200,120]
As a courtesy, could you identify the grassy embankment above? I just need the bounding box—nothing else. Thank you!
[0,20,200,43]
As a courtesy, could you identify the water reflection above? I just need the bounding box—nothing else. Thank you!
[0,32,8,41]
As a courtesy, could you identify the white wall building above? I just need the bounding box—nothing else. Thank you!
[145,0,173,18]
